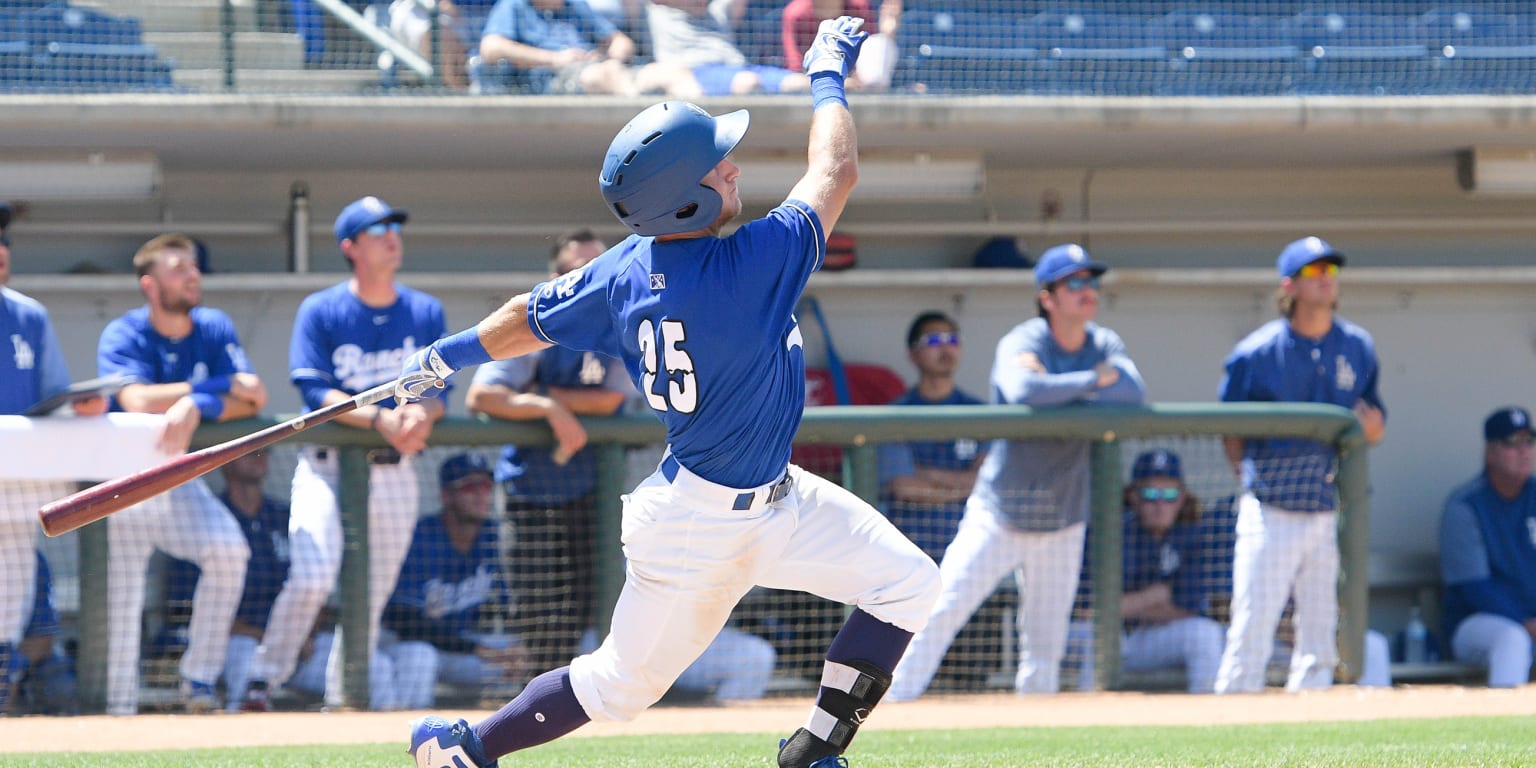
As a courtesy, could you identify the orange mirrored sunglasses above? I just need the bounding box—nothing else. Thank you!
[1294,262,1340,279]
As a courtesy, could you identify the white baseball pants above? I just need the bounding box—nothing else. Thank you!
[0,481,66,646]
[1067,616,1227,693]
[1215,495,1339,694]
[569,461,939,722]
[1452,613,1534,688]
[249,448,417,706]
[105,479,249,714]
[889,501,1086,700]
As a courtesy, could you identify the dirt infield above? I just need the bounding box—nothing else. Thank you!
[4,686,1535,753]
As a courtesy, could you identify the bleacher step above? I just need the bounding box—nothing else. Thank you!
[74,0,259,34]
[173,67,381,94]
[145,32,303,70]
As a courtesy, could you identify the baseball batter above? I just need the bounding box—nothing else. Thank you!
[402,18,939,768]
[889,244,1147,701]
[97,233,261,714]
[1439,406,1536,687]
[0,205,106,715]
[242,196,449,711]
[1214,236,1386,694]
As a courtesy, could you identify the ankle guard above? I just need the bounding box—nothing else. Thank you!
[778,660,891,767]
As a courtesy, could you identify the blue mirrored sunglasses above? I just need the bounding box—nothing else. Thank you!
[1057,275,1101,292]
[1138,486,1181,503]
[916,332,960,348]
[364,221,402,237]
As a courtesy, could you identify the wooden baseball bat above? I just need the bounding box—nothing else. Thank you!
[38,380,408,537]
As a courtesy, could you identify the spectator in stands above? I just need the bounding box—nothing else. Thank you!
[781,0,899,91]
[388,0,499,91]
[0,202,107,716]
[98,233,261,714]
[1439,405,1536,688]
[889,244,1146,700]
[477,0,698,96]
[646,0,810,95]
[877,310,985,562]
[1067,449,1225,693]
[465,228,629,674]
[1214,236,1386,694]
[6,551,79,716]
[245,196,449,712]
[382,452,525,708]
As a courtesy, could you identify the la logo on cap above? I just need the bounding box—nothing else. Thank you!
[1515,410,1529,428]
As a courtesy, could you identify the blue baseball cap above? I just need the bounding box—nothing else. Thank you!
[1276,236,1344,279]
[0,202,11,231]
[1484,406,1535,442]
[439,452,494,488]
[1131,449,1182,481]
[1034,243,1107,287]
[334,196,408,245]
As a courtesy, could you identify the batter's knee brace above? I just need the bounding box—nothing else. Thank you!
[778,660,890,768]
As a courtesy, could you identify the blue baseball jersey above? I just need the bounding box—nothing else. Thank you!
[290,282,449,410]
[161,492,291,629]
[1439,472,1536,642]
[472,346,629,504]
[1220,318,1385,512]
[384,514,506,654]
[1078,512,1212,629]
[25,550,60,640]
[526,200,825,489]
[97,306,254,397]
[972,318,1146,531]
[0,287,72,415]
[877,387,986,560]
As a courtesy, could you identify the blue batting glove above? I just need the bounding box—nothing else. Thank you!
[395,346,452,405]
[802,15,867,79]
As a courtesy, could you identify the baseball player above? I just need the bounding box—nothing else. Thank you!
[0,203,107,715]
[382,452,522,709]
[400,18,939,768]
[888,243,1146,701]
[96,233,262,714]
[1439,406,1536,687]
[1067,449,1226,693]
[465,229,629,674]
[1214,236,1386,694]
[242,196,450,711]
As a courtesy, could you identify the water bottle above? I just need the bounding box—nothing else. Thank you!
[1404,605,1429,664]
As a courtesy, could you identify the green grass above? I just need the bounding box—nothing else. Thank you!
[3,716,1534,767]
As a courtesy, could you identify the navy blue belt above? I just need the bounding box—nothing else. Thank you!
[662,454,792,511]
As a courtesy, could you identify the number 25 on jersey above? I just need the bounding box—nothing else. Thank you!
[638,318,697,414]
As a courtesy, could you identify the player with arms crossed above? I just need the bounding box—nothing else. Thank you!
[400,17,939,768]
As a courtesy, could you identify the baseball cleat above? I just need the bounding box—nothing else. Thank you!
[239,680,271,713]
[808,758,850,768]
[180,679,220,714]
[409,715,498,768]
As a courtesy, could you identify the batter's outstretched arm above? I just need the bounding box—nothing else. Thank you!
[787,16,866,235]
[476,292,552,361]
[395,292,552,403]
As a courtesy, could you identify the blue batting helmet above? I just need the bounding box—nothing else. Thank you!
[599,101,749,238]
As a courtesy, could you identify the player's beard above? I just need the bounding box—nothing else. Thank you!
[158,292,199,315]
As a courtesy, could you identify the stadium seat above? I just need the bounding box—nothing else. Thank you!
[12,3,177,92]
[1157,11,1303,96]
[1027,11,1171,96]
[893,5,1037,94]
[1418,7,1536,94]
[1286,11,1433,95]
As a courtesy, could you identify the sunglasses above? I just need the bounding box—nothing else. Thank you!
[363,221,403,238]
[1138,486,1181,503]
[1495,434,1536,448]
[1055,275,1101,292]
[1294,262,1339,280]
[915,332,960,348]
[0,233,9,248]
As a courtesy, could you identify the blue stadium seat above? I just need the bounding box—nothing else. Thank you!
[12,3,176,92]
[1418,7,1536,94]
[1157,11,1303,95]
[1027,11,1170,96]
[19,2,145,48]
[893,5,1037,94]
[1286,11,1433,95]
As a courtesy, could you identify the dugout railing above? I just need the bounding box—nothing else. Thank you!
[65,402,1368,712]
